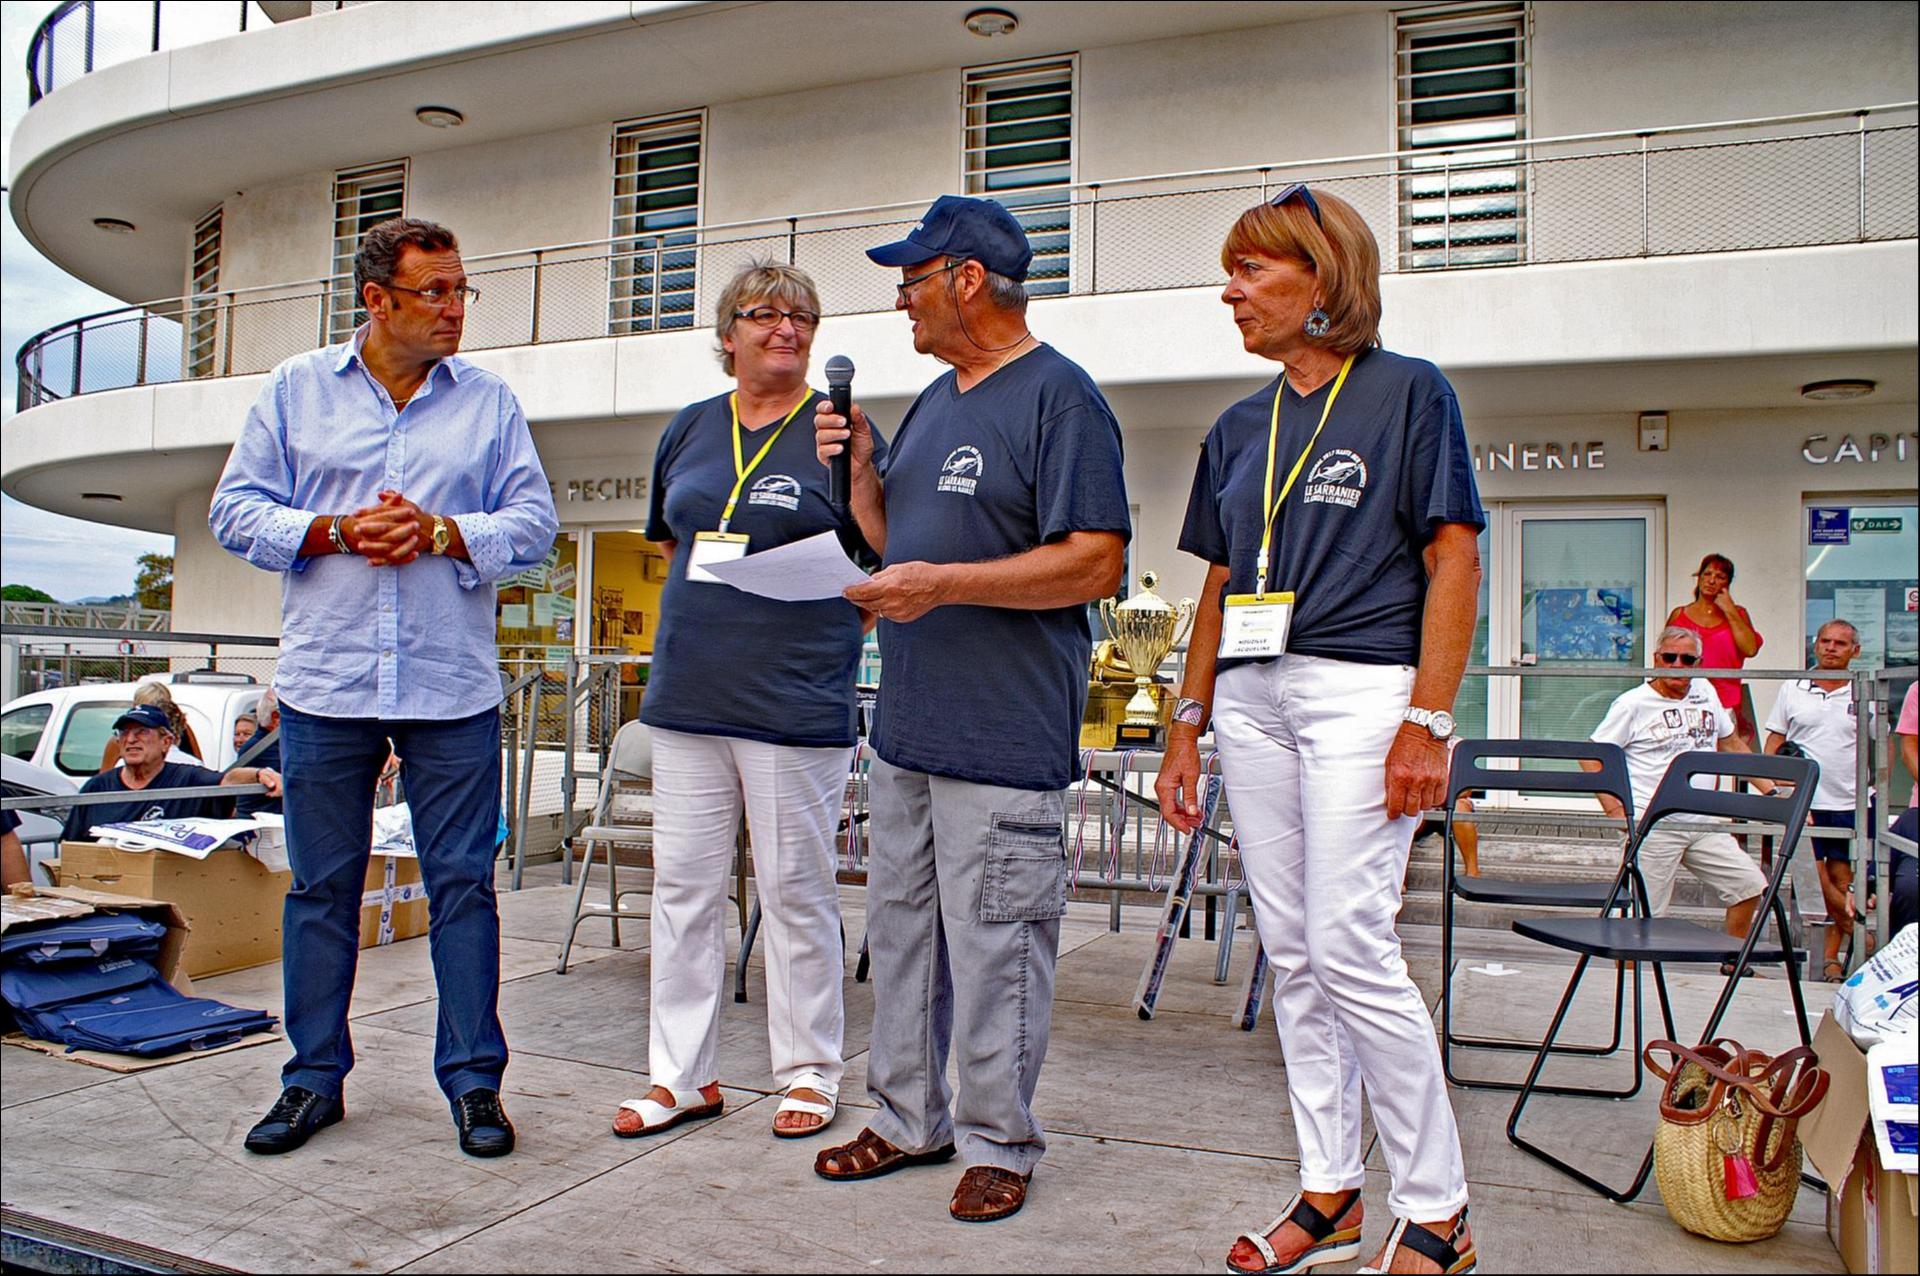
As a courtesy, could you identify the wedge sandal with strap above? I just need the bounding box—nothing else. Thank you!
[814,1127,958,1181]
[1359,1209,1476,1275]
[772,1076,839,1139]
[612,1087,724,1138]
[1227,1190,1363,1275]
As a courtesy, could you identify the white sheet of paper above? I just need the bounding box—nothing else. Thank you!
[699,531,869,602]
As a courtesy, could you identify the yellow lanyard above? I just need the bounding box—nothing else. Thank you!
[1255,353,1355,599]
[719,390,813,532]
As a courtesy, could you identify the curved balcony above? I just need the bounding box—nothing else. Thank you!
[14,106,1919,413]
[25,1,287,105]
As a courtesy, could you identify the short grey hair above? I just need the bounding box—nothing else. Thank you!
[1656,625,1703,653]
[713,261,822,377]
[981,268,1028,314]
[1816,618,1861,643]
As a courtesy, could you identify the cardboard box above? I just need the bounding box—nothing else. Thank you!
[58,841,430,977]
[59,840,289,978]
[1802,1013,1920,1273]
[0,884,281,1072]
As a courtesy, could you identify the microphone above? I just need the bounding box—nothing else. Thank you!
[825,355,855,516]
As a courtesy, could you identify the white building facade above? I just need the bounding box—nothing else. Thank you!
[5,0,1916,749]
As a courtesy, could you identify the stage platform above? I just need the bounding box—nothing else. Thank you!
[1,866,1843,1273]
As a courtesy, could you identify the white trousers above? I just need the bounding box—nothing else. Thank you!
[647,727,852,1093]
[1213,655,1469,1220]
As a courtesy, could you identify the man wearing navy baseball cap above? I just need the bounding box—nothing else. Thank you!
[61,704,282,842]
[813,195,1131,1221]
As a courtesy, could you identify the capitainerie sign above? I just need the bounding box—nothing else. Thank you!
[1801,431,1919,464]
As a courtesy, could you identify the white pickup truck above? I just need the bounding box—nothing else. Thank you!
[1,671,271,779]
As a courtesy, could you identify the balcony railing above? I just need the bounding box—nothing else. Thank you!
[14,104,1917,413]
[25,1,283,105]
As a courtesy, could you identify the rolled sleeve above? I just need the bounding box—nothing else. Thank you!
[209,372,321,574]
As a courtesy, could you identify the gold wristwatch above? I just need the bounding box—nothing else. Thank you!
[431,515,451,556]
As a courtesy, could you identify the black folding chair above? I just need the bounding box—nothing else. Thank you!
[1505,750,1819,1202]
[1440,739,1643,1094]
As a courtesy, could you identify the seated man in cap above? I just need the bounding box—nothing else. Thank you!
[62,705,282,842]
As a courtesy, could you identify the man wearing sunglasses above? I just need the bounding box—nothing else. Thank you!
[211,217,557,1161]
[1585,626,1769,935]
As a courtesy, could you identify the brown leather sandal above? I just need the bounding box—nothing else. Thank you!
[949,1164,1032,1223]
[813,1127,958,1181]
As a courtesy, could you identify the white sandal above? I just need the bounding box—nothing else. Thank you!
[612,1086,724,1138]
[1226,1191,1363,1274]
[1358,1210,1476,1275]
[772,1074,839,1139]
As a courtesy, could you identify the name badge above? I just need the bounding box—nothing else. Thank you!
[1219,592,1294,660]
[687,531,750,584]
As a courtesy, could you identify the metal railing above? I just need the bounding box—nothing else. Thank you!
[25,1,274,105]
[15,103,1916,413]
[0,602,170,631]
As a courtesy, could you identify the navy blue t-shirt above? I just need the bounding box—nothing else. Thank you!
[235,736,281,816]
[873,345,1132,791]
[1178,347,1484,669]
[62,763,233,843]
[642,389,887,749]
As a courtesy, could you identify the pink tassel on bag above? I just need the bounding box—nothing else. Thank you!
[1723,1152,1759,1200]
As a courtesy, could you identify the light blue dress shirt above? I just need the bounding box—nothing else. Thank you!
[210,330,558,721]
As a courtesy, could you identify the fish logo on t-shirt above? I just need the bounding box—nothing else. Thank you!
[748,474,803,511]
[1302,449,1368,508]
[938,446,985,496]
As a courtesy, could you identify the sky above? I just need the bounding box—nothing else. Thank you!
[0,1,196,602]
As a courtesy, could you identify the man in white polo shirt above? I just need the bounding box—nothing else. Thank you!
[1586,625,1769,935]
[1764,618,1872,981]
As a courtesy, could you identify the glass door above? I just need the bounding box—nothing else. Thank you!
[1508,505,1663,749]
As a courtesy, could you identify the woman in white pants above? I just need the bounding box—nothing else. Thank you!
[1156,186,1484,1276]
[612,262,883,1140]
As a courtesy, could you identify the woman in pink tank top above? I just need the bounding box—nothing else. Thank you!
[1666,552,1764,745]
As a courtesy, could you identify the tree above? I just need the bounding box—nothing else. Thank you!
[134,554,174,610]
[1,584,57,603]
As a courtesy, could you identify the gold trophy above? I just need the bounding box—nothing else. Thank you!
[1098,571,1195,749]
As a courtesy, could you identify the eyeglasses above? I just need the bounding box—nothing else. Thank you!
[384,283,480,307]
[1269,182,1324,228]
[733,305,821,332]
[1653,652,1702,666]
[896,260,963,301]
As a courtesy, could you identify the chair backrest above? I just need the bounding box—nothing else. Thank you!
[1637,751,1818,846]
[1448,738,1635,822]
[606,720,654,783]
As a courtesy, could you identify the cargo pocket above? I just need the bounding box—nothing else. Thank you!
[979,814,1068,923]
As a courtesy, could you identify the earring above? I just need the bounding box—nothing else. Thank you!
[1303,308,1331,338]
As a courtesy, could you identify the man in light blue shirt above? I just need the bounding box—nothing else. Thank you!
[211,217,556,1159]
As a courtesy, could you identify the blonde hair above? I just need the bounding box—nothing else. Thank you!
[131,681,184,739]
[1221,187,1382,356]
[713,261,823,377]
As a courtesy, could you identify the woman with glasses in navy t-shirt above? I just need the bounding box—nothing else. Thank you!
[1157,187,1485,1276]
[611,263,883,1145]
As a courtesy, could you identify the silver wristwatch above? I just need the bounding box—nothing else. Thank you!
[1172,697,1207,728]
[1403,707,1456,741]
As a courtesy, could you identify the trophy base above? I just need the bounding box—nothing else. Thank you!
[1114,720,1165,750]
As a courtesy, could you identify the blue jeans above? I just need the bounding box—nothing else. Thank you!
[278,702,507,1103]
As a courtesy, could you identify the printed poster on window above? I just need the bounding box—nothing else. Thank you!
[1534,588,1636,662]
[1834,588,1887,665]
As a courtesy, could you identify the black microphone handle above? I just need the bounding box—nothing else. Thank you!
[829,381,853,515]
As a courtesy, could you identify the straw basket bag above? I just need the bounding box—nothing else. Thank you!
[1644,1037,1829,1243]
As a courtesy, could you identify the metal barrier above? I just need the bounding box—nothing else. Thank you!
[15,103,1915,411]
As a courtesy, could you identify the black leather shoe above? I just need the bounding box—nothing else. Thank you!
[454,1088,515,1158]
[244,1086,343,1155]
